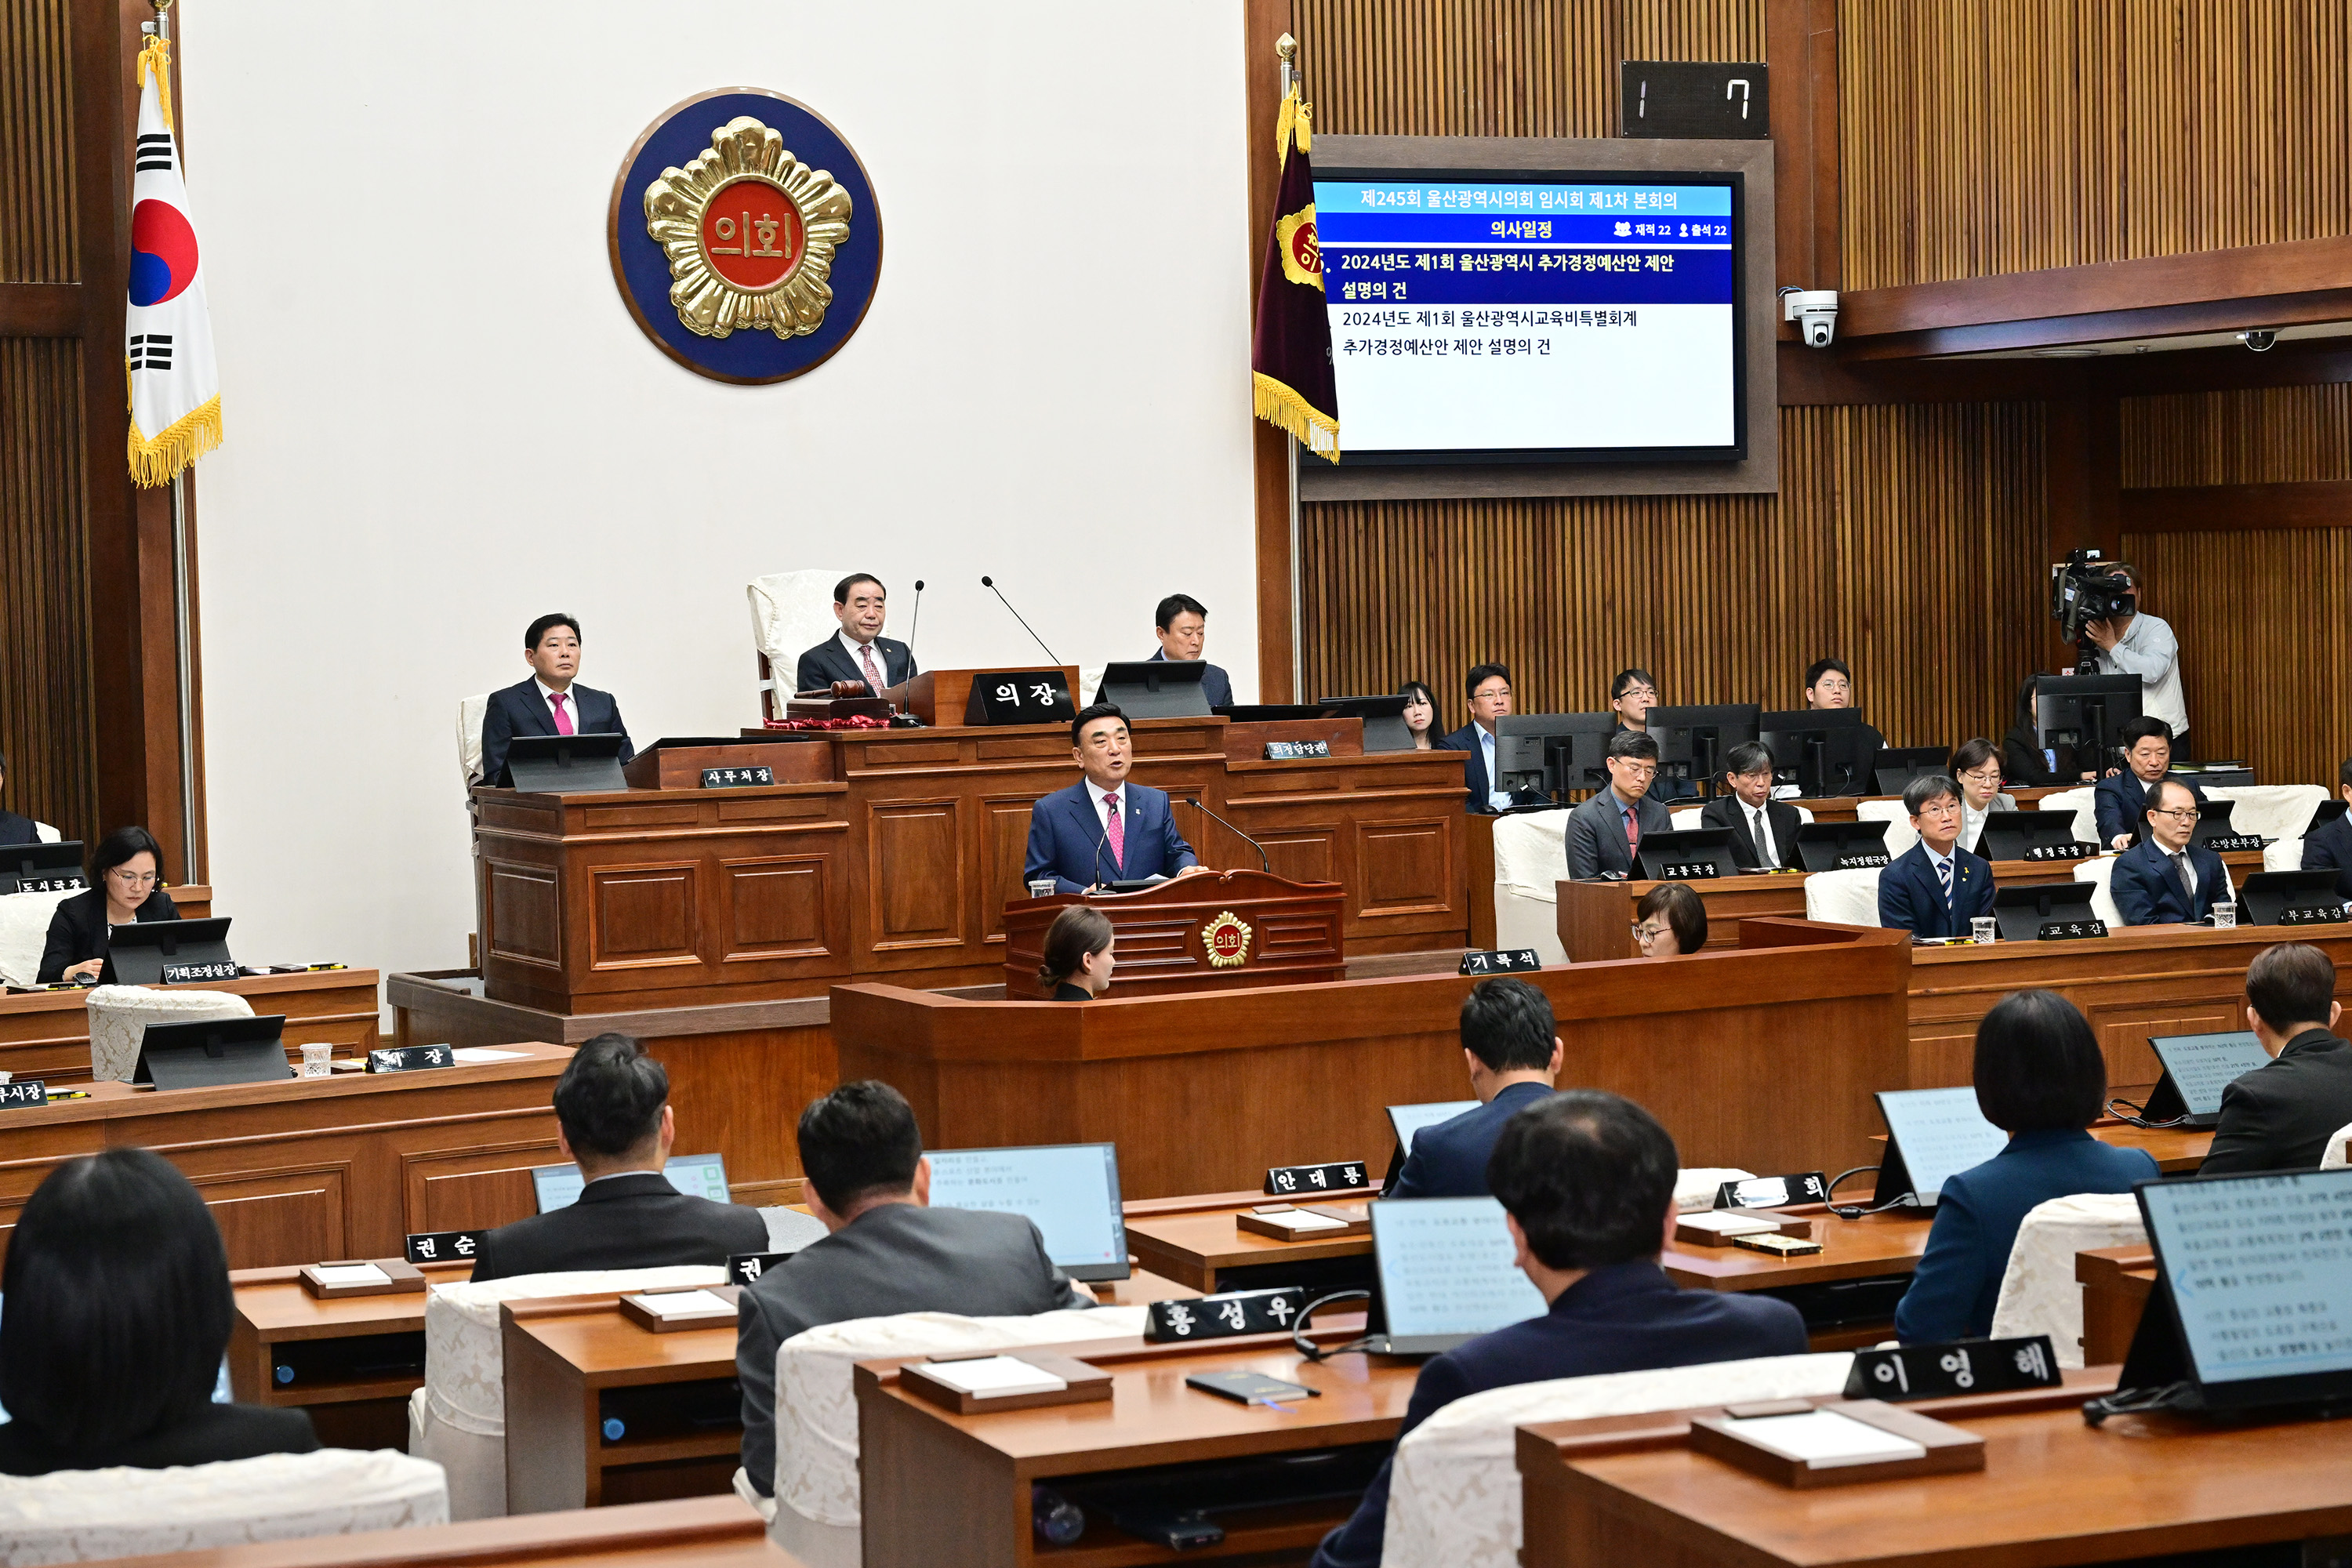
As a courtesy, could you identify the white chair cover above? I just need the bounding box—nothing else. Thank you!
[406,1265,724,1520]
[2073,855,2124,929]
[1490,809,1573,964]
[1988,1192,2147,1368]
[1857,798,1918,858]
[1802,866,1881,926]
[746,570,855,700]
[2203,784,2327,844]
[2266,837,2307,873]
[1667,807,1702,830]
[1673,1167,1756,1213]
[2040,786,2098,847]
[2321,1122,2352,1170]
[1381,1352,1854,1568]
[456,694,489,789]
[0,1448,447,1565]
[0,887,78,989]
[31,822,60,844]
[85,985,254,1083]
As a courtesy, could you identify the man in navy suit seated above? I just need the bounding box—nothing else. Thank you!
[2111,777,2232,925]
[2094,716,2201,850]
[1144,593,1233,710]
[480,613,634,788]
[1386,978,1560,1199]
[1878,773,1993,938]
[1607,668,1697,802]
[2300,757,2352,901]
[1309,1091,1808,1568]
[1436,663,1541,815]
[1022,704,1203,895]
[793,573,918,698]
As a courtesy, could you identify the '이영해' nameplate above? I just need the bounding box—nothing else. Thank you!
[1844,1336,2060,1401]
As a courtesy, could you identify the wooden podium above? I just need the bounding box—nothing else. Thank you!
[1000,869,1345,998]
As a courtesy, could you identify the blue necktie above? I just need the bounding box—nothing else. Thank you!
[1936,856,1953,907]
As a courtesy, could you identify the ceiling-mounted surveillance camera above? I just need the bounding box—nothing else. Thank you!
[1780,287,1840,348]
[2238,329,2278,352]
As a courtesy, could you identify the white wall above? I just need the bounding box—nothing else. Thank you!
[182,2,1258,982]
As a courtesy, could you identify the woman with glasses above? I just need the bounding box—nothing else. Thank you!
[37,826,180,984]
[1632,882,1708,956]
[1950,738,2016,856]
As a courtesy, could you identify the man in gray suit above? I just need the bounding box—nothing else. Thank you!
[734,1082,1090,1499]
[1565,731,1674,880]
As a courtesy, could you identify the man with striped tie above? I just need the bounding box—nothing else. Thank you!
[1022,705,1203,895]
[1878,773,1993,939]
[480,613,634,788]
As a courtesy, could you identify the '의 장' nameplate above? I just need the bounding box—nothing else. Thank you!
[728,1251,790,1286]
[1146,1287,1308,1343]
[0,1080,48,1109]
[969,672,1076,727]
[162,960,239,984]
[1843,1336,2060,1401]
[1264,1160,1369,1196]
[1458,948,1543,976]
[404,1229,489,1265]
[368,1044,454,1074]
[701,766,774,789]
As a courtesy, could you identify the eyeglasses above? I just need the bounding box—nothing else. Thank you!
[1958,765,2002,783]
[1616,763,1660,780]
[106,868,159,886]
[1631,922,1671,942]
[1620,687,1657,702]
[2150,807,2200,822]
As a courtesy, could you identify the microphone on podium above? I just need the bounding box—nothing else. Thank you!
[980,575,1062,666]
[1185,797,1274,874]
[903,580,924,679]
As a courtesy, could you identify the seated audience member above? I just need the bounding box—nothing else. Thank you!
[2201,944,2352,1174]
[1039,905,1115,1000]
[2002,675,2098,786]
[1311,1091,1806,1568]
[1397,680,1441,751]
[469,1033,767,1282]
[1634,882,1707,956]
[1565,731,1671,880]
[1386,978,1561,1200]
[1893,990,2158,1343]
[2299,757,2352,902]
[1607,668,1695,801]
[2094,717,2201,849]
[793,573,916,698]
[481,613,634,788]
[2110,779,2230,927]
[735,1082,1090,1498]
[0,1149,318,1474]
[1878,775,1992,939]
[1951,738,2016,856]
[1803,657,1888,753]
[1437,663,1535,814]
[0,749,46,845]
[1145,593,1232,709]
[1022,704,1202,894]
[37,825,179,984]
[1699,741,1800,869]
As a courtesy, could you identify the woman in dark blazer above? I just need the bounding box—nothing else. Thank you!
[36,825,180,984]
[0,1148,317,1474]
[1397,681,1442,752]
[1892,990,2158,1343]
[1037,905,1115,1001]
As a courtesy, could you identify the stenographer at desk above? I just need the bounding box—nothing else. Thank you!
[36,826,180,985]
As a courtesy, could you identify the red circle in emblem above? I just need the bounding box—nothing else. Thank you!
[700,180,804,291]
[1289,220,1320,275]
[1211,925,1245,958]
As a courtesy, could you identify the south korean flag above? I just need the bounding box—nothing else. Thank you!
[125,34,221,487]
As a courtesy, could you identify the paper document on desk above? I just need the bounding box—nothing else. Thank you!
[921,1356,1068,1399]
[450,1047,528,1062]
[311,1264,391,1288]
[641,1289,733,1318]
[1726,1410,1926,1467]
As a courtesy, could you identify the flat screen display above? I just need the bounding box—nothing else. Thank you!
[1876,1088,2009,1203]
[1386,1100,1479,1152]
[2149,1032,2272,1118]
[2143,1169,2352,1387]
[531,1152,730,1214]
[1314,169,1744,464]
[927,1143,1128,1281]
[1371,1196,1548,1339]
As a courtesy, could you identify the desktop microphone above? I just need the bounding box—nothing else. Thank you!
[979,575,1062,665]
[1185,797,1273,874]
[906,580,924,670]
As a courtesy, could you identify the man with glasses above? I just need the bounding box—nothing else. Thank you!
[1438,663,1538,815]
[2111,778,2231,926]
[1565,731,1671,880]
[1699,741,1803,869]
[1878,775,1992,939]
[1950,739,2016,856]
[1607,668,1696,801]
[2094,717,2201,851]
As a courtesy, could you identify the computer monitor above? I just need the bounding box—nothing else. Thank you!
[1871,747,1951,796]
[133,1014,290,1091]
[2236,870,2351,927]
[2187,800,2249,851]
[1312,695,1417,753]
[107,916,233,985]
[1990,882,2104,941]
[1976,809,2091,862]
[1215,705,1327,723]
[530,1152,731,1214]
[1635,827,1742,881]
[1385,1101,1478,1154]
[1643,705,1759,798]
[1094,661,1211,719]
[1366,1197,1548,1354]
[0,840,83,895]
[2034,674,2142,769]
[503,733,630,793]
[1790,820,1890,873]
[1871,1087,2008,1207]
[2141,1030,2272,1127]
[926,1142,1130,1281]
[1493,713,1618,797]
[1757,709,1879,799]
[2305,799,2349,839]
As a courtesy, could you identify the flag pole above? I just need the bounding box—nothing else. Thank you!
[1276,33,1303,701]
[147,0,201,884]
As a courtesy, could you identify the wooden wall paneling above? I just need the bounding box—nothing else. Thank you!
[0,336,99,839]
[1766,0,1839,302]
[2120,384,2352,489]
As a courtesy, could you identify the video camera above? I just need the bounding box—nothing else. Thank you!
[2050,549,2136,644]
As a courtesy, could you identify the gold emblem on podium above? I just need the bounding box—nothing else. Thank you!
[1203,910,1254,968]
[643,116,853,340]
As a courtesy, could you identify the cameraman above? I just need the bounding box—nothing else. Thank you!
[2082,563,2190,756]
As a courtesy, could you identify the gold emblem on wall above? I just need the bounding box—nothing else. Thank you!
[643,116,853,340]
[1203,910,1254,969]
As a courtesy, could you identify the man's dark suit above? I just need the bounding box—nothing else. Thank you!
[0,1401,317,1476]
[1435,723,1530,815]
[1698,794,1805,870]
[0,810,39,846]
[1022,780,1196,895]
[37,886,180,984]
[480,678,633,788]
[1564,788,1672,880]
[794,634,916,697]
[2094,770,2204,845]
[467,1171,769,1283]
[1145,648,1232,710]
[1385,1081,1553,1199]
[2302,811,2352,901]
[1308,1261,1807,1568]
[2109,836,2230,925]
[1877,841,1992,938]
[735,1203,1088,1497]
[2200,1030,2352,1174]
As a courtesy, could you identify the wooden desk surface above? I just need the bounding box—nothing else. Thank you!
[0,967,383,1083]
[1659,1209,1934,1293]
[1123,1186,1381,1292]
[2077,1243,2158,1367]
[2090,1118,2212,1171]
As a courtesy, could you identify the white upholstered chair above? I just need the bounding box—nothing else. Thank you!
[1668,804,1815,837]
[2203,784,2327,844]
[1989,1192,2147,1369]
[2072,855,2125,929]
[746,569,855,719]
[0,887,78,989]
[85,985,255,1083]
[0,1448,447,1565]
[765,1307,1148,1568]
[2266,837,2307,873]
[1802,866,1881,926]
[1856,797,1918,858]
[408,1266,726,1520]
[1489,809,1573,964]
[2321,1123,2352,1170]
[1379,1352,1855,1568]
[456,694,489,789]
[2039,786,2098,847]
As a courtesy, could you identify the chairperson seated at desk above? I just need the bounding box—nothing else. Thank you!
[1311,1091,1807,1568]
[1039,906,1115,1001]
[2094,717,2201,850]
[1386,978,1560,1199]
[480,612,634,789]
[2202,943,2352,1174]
[2111,778,2231,927]
[736,1082,1091,1501]
[37,825,179,984]
[793,572,916,697]
[468,1033,767,1282]
[1878,775,1992,940]
[1564,730,1672,880]
[0,1149,318,1474]
[1022,703,1203,895]
[1893,991,2158,1343]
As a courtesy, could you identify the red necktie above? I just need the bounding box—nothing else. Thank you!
[550,691,574,735]
[859,644,884,691]
[1623,807,1639,853]
[1104,793,1126,870]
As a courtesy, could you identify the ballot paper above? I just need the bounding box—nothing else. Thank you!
[311,1264,391,1288]
[451,1047,529,1063]
[638,1290,733,1319]
[1679,1211,1780,1236]
[1724,1409,1927,1468]
[920,1356,1069,1399]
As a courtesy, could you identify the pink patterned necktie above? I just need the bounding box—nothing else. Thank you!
[550,691,574,735]
[859,644,884,691]
[1103,793,1125,869]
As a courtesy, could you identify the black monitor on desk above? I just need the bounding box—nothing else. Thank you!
[1493,713,1618,798]
[107,916,234,985]
[1635,827,1743,880]
[134,1014,290,1091]
[1991,882,2104,941]
[1095,661,1212,718]
[1643,705,1758,800]
[1872,747,1951,796]
[0,840,84,895]
[2308,799,2350,838]
[2237,870,2351,927]
[1312,695,1414,753]
[1790,820,1891,872]
[2036,674,2141,771]
[503,733,630,793]
[1977,809,2092,862]
[1758,710,1878,799]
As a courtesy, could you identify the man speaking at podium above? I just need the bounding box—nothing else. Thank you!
[1023,704,1204,895]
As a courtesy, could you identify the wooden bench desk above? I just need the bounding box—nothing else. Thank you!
[2078,1244,2158,1367]
[227,1261,476,1450]
[1123,1186,1381,1294]
[0,967,383,1083]
[1661,1207,1935,1351]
